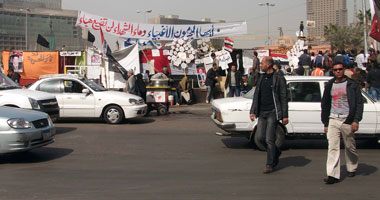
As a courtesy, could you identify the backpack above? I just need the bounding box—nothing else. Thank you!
[315,55,323,66]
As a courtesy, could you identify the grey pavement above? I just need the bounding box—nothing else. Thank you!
[0,103,379,200]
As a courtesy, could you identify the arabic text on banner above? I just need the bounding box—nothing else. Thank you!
[76,11,247,40]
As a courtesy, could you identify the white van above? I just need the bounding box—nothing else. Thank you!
[0,72,59,121]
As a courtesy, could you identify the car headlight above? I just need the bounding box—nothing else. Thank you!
[7,118,32,129]
[28,98,40,109]
[47,116,54,126]
[129,99,138,105]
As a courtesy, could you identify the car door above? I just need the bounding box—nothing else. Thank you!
[61,79,95,117]
[357,92,377,134]
[287,81,323,134]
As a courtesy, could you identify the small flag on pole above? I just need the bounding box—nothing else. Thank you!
[223,37,234,52]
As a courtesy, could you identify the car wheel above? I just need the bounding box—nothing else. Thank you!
[157,105,168,115]
[253,124,285,151]
[104,105,124,124]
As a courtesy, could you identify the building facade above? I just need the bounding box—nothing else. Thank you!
[306,0,348,44]
[0,0,89,52]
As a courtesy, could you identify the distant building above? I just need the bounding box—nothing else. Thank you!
[0,0,89,51]
[306,0,348,44]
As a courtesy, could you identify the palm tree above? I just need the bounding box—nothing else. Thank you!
[324,24,364,51]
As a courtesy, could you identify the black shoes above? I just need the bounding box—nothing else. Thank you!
[263,167,274,174]
[324,176,339,184]
[347,172,356,177]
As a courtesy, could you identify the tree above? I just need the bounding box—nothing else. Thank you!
[324,24,363,51]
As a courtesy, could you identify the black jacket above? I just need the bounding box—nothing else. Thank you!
[367,67,380,88]
[225,70,242,89]
[250,71,288,120]
[205,68,218,87]
[321,77,364,127]
[299,53,311,67]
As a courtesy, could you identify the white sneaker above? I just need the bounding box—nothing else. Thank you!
[205,100,209,104]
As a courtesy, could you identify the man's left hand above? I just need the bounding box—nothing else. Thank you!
[351,122,359,132]
[282,118,289,125]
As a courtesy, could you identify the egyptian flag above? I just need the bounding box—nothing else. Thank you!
[37,34,50,48]
[369,0,380,42]
[224,37,234,52]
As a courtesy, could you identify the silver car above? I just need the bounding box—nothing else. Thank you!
[0,106,56,153]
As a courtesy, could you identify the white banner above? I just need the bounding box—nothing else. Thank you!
[76,11,247,40]
[116,44,140,74]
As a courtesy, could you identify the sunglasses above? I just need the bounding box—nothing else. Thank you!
[333,68,344,72]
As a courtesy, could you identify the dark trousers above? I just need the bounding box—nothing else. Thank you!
[256,110,281,167]
[228,86,240,97]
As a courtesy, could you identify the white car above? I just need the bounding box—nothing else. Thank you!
[0,72,59,121]
[211,76,380,150]
[28,74,147,124]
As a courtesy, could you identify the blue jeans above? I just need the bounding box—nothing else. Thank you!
[171,91,179,104]
[228,86,240,97]
[370,87,380,100]
[256,110,281,167]
[206,86,214,102]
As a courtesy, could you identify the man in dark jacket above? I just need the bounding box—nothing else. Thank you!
[249,56,288,174]
[205,63,218,103]
[367,63,380,100]
[7,68,20,84]
[321,61,364,184]
[299,49,311,75]
[225,64,242,97]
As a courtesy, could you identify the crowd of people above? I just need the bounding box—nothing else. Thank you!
[204,48,380,102]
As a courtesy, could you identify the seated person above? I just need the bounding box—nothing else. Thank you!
[179,76,194,105]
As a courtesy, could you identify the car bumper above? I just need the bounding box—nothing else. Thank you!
[0,126,56,153]
[122,104,148,119]
[210,114,236,129]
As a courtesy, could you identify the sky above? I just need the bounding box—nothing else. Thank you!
[62,0,365,50]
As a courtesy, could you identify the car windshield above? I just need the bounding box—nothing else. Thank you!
[243,88,255,99]
[0,72,21,90]
[80,78,107,91]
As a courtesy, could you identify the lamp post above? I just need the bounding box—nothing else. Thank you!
[20,8,30,50]
[258,3,275,50]
[136,9,152,23]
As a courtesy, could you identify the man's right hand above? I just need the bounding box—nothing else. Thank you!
[250,114,255,121]
[324,126,328,133]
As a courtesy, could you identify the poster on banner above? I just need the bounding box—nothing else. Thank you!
[242,50,254,69]
[257,49,270,62]
[152,49,160,57]
[215,50,232,70]
[9,51,23,72]
[197,67,207,89]
[76,11,247,41]
[87,49,102,66]
[170,63,197,75]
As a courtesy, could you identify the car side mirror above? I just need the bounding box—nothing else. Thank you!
[82,88,90,94]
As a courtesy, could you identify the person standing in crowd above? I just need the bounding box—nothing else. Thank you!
[311,63,324,76]
[367,62,380,100]
[323,50,331,69]
[343,50,351,66]
[351,68,366,89]
[321,61,363,184]
[299,49,311,76]
[273,63,284,76]
[314,51,323,67]
[163,66,180,106]
[250,56,288,174]
[368,49,377,69]
[225,64,242,97]
[235,53,244,75]
[7,68,21,84]
[247,67,255,91]
[125,69,136,94]
[252,51,260,74]
[205,63,218,103]
[355,50,366,70]
[135,73,147,102]
[333,50,345,65]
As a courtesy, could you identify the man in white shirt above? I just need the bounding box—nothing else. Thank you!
[355,50,366,70]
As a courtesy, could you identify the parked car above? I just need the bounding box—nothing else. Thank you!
[0,72,59,121]
[0,106,55,153]
[28,74,147,124]
[211,76,380,150]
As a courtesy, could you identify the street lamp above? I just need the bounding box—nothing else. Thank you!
[20,8,30,50]
[136,9,152,23]
[258,3,275,50]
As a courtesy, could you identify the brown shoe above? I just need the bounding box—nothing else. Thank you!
[263,167,273,174]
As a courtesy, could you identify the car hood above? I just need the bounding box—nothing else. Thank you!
[0,106,48,121]
[3,88,55,100]
[212,97,252,110]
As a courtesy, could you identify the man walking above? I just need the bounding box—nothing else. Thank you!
[299,49,311,76]
[250,56,288,174]
[225,64,242,97]
[205,63,218,103]
[321,61,364,184]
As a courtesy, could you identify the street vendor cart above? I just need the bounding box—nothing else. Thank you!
[145,73,171,115]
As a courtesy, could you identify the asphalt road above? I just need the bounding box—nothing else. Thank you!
[0,104,379,200]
